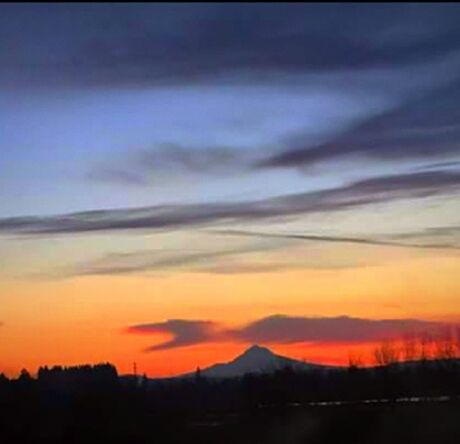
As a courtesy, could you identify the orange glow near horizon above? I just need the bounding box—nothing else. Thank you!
[1,251,460,378]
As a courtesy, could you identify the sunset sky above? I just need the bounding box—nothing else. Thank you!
[1,4,460,377]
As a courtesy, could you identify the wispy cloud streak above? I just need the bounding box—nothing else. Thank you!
[211,230,460,251]
[258,80,460,170]
[1,170,460,236]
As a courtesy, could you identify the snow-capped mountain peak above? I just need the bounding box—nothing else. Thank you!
[193,344,330,378]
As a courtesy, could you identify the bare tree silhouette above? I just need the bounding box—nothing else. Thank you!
[373,340,399,366]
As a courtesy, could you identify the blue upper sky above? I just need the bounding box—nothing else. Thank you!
[1,4,460,277]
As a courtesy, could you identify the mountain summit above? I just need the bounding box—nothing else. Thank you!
[192,344,330,378]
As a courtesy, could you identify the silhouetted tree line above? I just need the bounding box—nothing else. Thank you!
[344,327,460,369]
[37,363,118,393]
[0,358,460,443]
[369,327,460,366]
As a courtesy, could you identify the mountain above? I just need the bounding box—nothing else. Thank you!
[185,344,334,378]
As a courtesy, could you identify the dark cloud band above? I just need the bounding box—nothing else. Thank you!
[127,314,453,351]
[126,320,219,351]
[2,5,460,89]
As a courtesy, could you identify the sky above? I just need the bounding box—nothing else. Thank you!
[1,4,460,377]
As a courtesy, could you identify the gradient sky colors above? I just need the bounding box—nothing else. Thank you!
[1,4,460,377]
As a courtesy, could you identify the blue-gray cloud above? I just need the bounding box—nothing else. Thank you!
[2,4,460,89]
[1,170,460,236]
[86,144,255,187]
[258,79,460,170]
[84,74,460,186]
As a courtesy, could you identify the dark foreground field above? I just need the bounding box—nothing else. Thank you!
[2,362,460,443]
[2,400,460,444]
[183,401,460,444]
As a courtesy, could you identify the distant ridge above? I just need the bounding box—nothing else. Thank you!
[179,344,337,379]
[120,346,460,384]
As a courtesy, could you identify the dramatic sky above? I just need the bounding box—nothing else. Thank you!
[1,4,460,377]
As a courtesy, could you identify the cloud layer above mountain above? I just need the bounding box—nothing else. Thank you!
[127,314,452,351]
